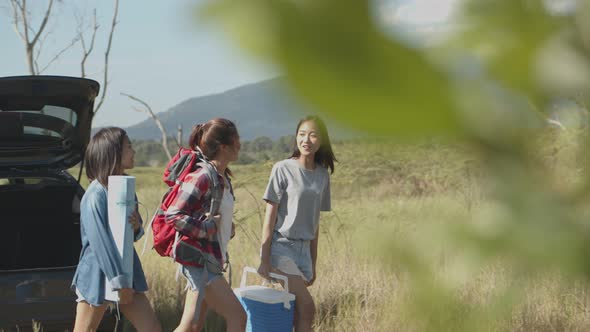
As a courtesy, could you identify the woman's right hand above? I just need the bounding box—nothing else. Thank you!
[118,288,134,304]
[204,212,221,236]
[258,259,272,280]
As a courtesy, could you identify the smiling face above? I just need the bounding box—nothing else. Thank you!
[296,120,321,157]
[119,136,135,172]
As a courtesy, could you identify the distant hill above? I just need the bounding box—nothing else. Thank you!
[123,77,349,142]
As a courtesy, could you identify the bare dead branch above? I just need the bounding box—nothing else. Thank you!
[39,36,80,74]
[11,0,35,74]
[34,33,43,62]
[9,1,25,42]
[12,0,24,12]
[9,0,120,124]
[33,31,46,73]
[13,0,54,74]
[18,0,29,44]
[122,92,176,160]
[30,0,54,47]
[80,9,99,78]
[94,0,120,113]
[33,53,39,74]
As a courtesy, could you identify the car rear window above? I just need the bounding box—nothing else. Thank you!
[1,105,77,139]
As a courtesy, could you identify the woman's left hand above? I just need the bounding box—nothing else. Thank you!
[129,210,141,232]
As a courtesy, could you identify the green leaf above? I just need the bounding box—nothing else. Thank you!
[199,0,459,137]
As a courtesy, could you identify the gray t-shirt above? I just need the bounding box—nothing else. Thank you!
[263,158,331,240]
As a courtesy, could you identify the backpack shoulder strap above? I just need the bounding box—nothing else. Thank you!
[196,161,222,216]
[164,149,198,186]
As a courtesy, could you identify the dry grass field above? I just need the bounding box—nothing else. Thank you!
[70,138,590,331]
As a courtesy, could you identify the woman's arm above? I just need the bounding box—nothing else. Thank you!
[82,191,131,291]
[131,202,144,242]
[165,171,218,240]
[258,201,278,278]
[309,227,319,286]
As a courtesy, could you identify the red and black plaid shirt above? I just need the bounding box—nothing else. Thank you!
[165,168,226,267]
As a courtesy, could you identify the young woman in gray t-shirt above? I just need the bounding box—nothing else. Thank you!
[258,115,336,331]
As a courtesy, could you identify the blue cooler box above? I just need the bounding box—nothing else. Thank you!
[234,267,296,332]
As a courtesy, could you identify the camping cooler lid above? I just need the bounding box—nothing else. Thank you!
[234,285,295,304]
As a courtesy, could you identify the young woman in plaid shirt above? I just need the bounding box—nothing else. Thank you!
[166,118,246,332]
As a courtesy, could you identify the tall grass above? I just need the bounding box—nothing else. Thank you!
[90,139,590,331]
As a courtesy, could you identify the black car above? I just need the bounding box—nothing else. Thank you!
[0,76,119,331]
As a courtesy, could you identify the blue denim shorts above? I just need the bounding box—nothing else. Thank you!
[181,265,224,292]
[270,232,313,281]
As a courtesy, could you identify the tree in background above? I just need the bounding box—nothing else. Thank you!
[121,92,180,160]
[200,0,590,329]
[250,136,273,153]
[7,0,120,115]
[273,135,294,154]
[6,0,181,159]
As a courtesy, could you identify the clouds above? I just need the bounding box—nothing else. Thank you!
[393,0,458,26]
[543,0,578,16]
[375,0,461,47]
[378,0,459,27]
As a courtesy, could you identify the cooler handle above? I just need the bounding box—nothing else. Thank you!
[241,266,289,293]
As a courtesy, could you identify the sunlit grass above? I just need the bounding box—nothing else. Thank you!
[73,138,590,331]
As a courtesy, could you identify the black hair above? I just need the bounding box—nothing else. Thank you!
[290,115,336,174]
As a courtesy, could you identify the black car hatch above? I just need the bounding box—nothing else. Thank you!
[0,76,99,171]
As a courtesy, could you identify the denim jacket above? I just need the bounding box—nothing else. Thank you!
[71,180,148,306]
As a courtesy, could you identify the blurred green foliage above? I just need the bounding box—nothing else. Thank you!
[198,0,590,330]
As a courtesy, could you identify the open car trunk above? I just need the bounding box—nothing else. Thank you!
[0,176,82,271]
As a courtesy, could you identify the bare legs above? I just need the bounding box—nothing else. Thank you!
[175,277,247,332]
[282,273,316,332]
[120,293,162,332]
[73,302,108,332]
[73,293,162,332]
[175,290,209,332]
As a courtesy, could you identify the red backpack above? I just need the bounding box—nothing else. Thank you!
[150,147,220,257]
[148,147,228,323]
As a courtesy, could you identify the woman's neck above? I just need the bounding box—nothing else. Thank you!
[210,159,228,175]
[297,154,316,170]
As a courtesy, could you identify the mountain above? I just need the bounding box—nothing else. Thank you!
[124,77,343,142]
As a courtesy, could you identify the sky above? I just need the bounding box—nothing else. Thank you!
[376,0,460,47]
[0,0,461,128]
[0,0,276,128]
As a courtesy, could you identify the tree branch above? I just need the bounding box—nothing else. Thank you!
[39,36,79,74]
[94,0,119,114]
[9,0,26,42]
[19,0,29,44]
[30,0,54,47]
[80,9,99,78]
[122,92,176,160]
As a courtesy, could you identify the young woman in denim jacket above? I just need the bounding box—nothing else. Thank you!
[258,115,336,332]
[71,127,161,332]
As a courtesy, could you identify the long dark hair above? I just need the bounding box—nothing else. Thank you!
[85,127,127,187]
[188,118,239,176]
[290,115,336,174]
